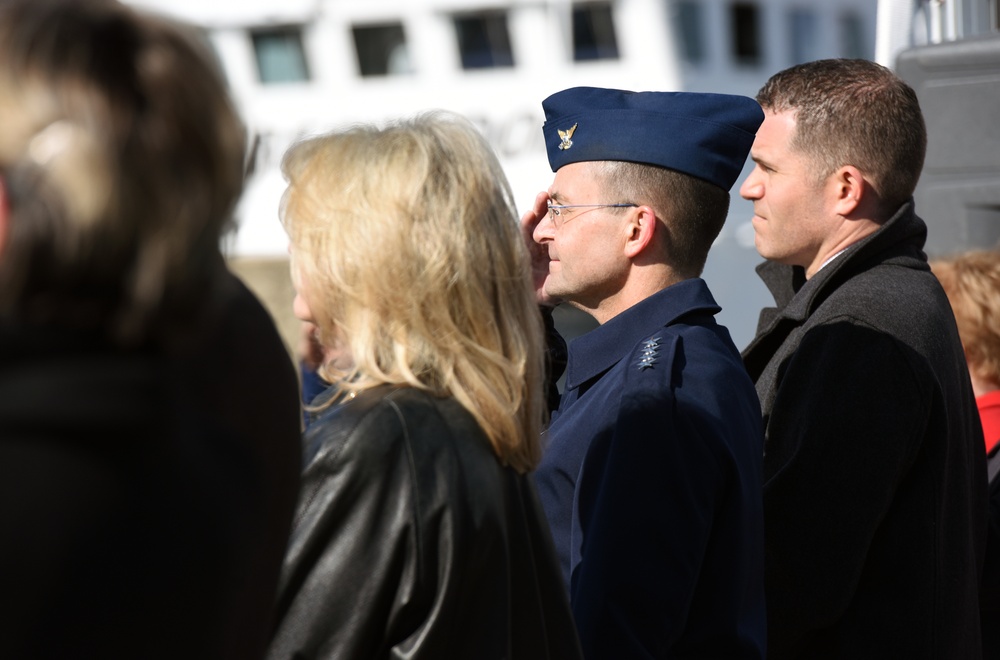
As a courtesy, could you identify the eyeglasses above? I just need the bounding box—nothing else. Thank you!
[546,203,638,227]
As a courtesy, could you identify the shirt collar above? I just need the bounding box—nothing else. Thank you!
[564,278,720,390]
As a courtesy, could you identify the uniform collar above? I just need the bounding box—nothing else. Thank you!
[564,278,720,390]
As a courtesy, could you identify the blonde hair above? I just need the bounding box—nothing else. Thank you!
[0,0,246,343]
[931,250,1000,387]
[281,112,545,472]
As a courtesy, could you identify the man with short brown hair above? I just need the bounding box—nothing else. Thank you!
[741,58,987,659]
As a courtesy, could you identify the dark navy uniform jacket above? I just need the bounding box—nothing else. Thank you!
[535,278,766,659]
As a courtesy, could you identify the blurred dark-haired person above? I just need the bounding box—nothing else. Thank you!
[0,1,301,658]
[740,58,987,659]
[267,112,581,660]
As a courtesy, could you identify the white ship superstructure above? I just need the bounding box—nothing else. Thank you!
[125,0,879,347]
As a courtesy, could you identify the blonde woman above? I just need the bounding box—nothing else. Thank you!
[268,113,581,660]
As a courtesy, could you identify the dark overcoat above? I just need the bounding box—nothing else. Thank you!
[742,201,988,659]
[535,278,767,659]
[0,273,302,659]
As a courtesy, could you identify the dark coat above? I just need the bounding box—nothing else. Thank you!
[268,385,582,660]
[742,201,988,659]
[983,471,1000,660]
[0,272,302,659]
[535,279,767,659]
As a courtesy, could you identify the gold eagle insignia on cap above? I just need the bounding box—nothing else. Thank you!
[557,123,578,151]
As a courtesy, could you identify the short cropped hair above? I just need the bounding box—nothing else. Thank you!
[756,58,926,216]
[931,250,1000,388]
[280,112,545,473]
[594,161,730,278]
[0,0,246,343]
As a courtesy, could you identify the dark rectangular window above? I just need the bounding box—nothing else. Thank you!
[674,0,706,63]
[353,23,413,77]
[251,26,310,84]
[453,12,515,70]
[788,8,820,64]
[838,11,867,59]
[572,2,620,61]
[730,2,761,66]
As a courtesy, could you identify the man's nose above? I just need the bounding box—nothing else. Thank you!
[739,167,763,201]
[533,212,556,243]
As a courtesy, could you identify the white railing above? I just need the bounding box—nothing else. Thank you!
[876,0,999,67]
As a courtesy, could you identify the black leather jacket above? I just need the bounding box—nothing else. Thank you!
[268,385,582,660]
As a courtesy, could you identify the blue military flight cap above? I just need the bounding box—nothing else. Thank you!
[542,87,763,190]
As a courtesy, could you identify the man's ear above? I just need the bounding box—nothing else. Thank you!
[623,205,657,259]
[831,165,866,217]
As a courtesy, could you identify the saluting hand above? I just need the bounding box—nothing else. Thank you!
[520,191,559,306]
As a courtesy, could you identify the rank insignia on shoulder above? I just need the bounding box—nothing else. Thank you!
[636,336,661,371]
[557,123,578,151]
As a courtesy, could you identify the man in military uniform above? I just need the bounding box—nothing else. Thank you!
[524,87,767,659]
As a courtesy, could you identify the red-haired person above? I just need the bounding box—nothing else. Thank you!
[932,249,1000,660]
